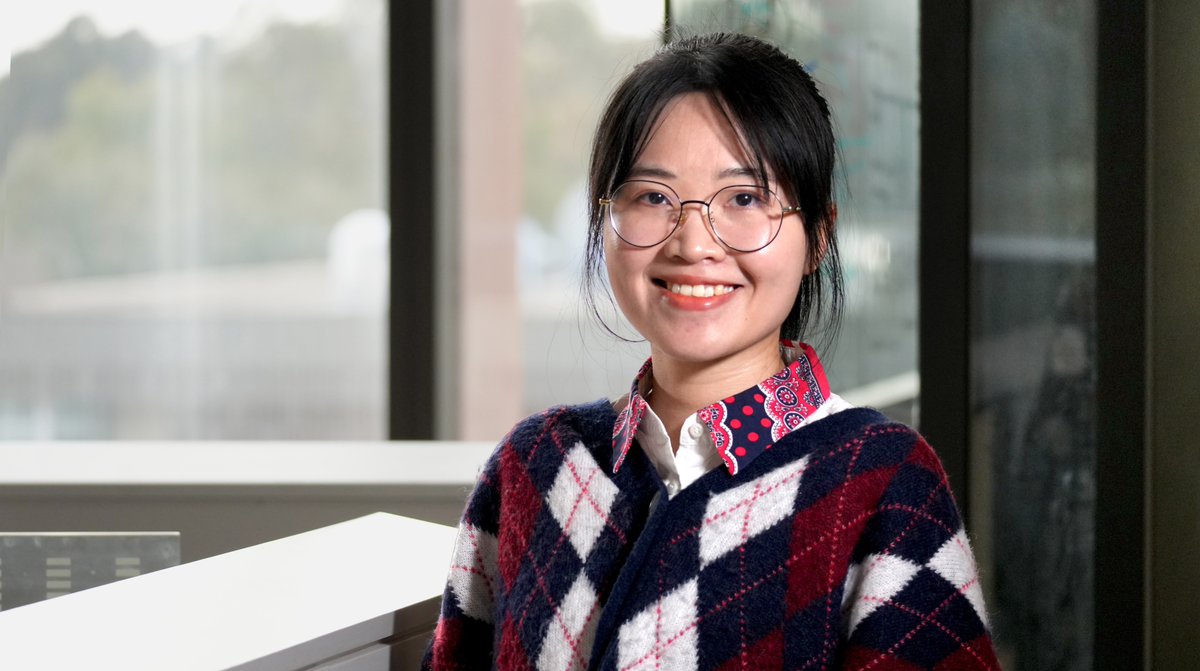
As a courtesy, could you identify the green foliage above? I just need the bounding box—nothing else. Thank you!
[1,15,381,285]
[0,19,156,281]
[520,1,658,232]
[1,17,155,168]
[5,66,155,280]
[208,21,379,265]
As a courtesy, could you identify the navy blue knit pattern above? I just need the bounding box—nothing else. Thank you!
[424,401,998,670]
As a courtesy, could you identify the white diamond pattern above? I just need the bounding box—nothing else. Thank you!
[698,456,809,568]
[536,573,601,671]
[616,578,699,671]
[536,443,620,670]
[841,552,922,635]
[547,442,620,560]
[928,528,989,628]
[447,522,498,623]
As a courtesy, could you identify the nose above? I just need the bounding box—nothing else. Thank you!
[668,201,725,261]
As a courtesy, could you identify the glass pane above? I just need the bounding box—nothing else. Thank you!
[518,0,663,414]
[970,1,1097,668]
[1,1,387,439]
[670,0,920,422]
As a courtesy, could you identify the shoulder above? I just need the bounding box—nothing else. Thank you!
[461,399,617,530]
[772,406,912,459]
[836,411,954,496]
[829,414,968,553]
[498,398,616,459]
[477,399,618,490]
[796,407,948,474]
[753,408,957,510]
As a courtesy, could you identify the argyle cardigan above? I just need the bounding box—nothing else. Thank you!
[423,400,998,670]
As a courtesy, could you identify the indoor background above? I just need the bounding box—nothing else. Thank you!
[1,1,1196,668]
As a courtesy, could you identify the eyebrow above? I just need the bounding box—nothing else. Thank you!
[626,165,762,181]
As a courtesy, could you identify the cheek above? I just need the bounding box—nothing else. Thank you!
[602,231,622,287]
[603,237,639,305]
[604,242,664,337]
[779,225,812,285]
[602,227,619,266]
[751,242,809,312]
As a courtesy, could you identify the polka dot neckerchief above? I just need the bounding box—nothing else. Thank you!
[611,341,831,476]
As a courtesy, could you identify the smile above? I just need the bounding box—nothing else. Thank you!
[666,283,736,297]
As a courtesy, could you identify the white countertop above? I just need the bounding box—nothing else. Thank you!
[0,441,496,486]
[0,512,458,669]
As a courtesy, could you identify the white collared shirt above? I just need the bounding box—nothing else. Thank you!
[622,392,854,498]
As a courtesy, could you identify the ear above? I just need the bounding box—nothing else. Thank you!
[806,202,836,275]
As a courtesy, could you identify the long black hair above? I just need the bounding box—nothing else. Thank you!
[583,32,843,347]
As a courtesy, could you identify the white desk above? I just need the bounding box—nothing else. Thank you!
[0,513,457,670]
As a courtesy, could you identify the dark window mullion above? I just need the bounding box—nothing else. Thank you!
[1094,1,1147,668]
[918,0,972,512]
[387,1,437,439]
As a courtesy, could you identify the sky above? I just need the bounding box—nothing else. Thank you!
[2,0,343,76]
[2,0,662,77]
[533,0,663,38]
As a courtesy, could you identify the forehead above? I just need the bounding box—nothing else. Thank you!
[632,92,755,178]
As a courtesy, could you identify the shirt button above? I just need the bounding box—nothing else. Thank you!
[687,424,704,439]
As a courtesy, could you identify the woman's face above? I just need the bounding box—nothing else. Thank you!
[604,92,810,369]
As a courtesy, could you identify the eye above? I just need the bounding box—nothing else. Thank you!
[638,191,672,206]
[726,188,769,209]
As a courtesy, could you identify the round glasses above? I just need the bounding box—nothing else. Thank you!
[599,180,801,253]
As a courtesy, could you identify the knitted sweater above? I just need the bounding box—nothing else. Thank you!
[423,400,998,670]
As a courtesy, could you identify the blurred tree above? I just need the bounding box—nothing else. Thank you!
[4,66,154,281]
[1,17,154,171]
[209,21,378,265]
[520,0,658,232]
[1,12,380,285]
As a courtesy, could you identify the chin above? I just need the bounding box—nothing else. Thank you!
[652,338,741,365]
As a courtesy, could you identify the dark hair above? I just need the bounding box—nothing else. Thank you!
[583,32,843,347]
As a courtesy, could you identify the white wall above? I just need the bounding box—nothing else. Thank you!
[0,442,490,562]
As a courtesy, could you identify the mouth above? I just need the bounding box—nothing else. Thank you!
[652,278,738,298]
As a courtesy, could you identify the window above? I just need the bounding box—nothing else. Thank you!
[1,1,387,439]
[970,2,1098,666]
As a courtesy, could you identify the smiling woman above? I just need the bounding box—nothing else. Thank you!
[424,33,999,670]
[602,93,813,406]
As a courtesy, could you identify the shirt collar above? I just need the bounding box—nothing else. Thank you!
[611,341,831,476]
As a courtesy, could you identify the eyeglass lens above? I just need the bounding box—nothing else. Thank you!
[608,180,784,252]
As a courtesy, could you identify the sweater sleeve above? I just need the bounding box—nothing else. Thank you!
[422,446,504,671]
[839,435,1000,670]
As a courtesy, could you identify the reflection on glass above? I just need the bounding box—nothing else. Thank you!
[0,1,387,439]
[971,1,1097,668]
[670,0,920,420]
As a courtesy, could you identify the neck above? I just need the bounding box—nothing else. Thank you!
[646,339,785,453]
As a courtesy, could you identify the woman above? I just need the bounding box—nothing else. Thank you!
[424,33,998,670]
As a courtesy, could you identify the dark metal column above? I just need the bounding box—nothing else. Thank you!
[388,1,438,439]
[1094,1,1147,668]
[918,0,972,513]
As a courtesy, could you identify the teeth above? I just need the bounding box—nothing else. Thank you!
[668,283,733,297]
